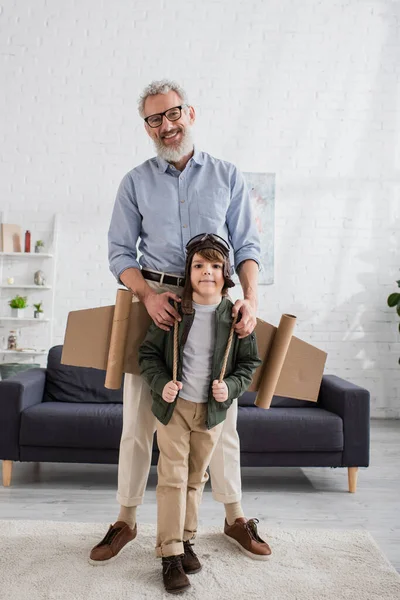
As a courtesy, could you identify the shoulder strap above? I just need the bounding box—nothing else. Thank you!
[218,314,238,382]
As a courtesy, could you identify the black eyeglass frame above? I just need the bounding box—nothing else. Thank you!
[144,104,188,128]
[186,233,231,254]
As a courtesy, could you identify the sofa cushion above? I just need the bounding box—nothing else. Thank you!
[43,346,123,404]
[237,406,343,452]
[239,391,318,408]
[20,402,122,449]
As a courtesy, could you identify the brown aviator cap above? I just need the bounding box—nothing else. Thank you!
[181,233,235,314]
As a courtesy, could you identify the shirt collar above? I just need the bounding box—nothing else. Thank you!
[191,147,204,166]
[155,147,204,173]
[155,155,169,173]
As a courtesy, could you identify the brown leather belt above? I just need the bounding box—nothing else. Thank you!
[142,269,185,287]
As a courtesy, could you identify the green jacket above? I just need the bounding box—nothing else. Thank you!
[138,297,261,429]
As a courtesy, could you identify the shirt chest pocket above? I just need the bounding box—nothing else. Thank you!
[195,188,230,220]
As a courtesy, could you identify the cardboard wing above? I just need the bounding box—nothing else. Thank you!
[248,316,327,408]
[61,289,327,408]
[61,289,151,388]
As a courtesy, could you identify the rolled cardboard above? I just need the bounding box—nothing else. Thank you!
[105,288,133,389]
[255,314,296,409]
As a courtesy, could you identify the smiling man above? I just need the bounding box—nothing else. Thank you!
[90,80,270,567]
[144,96,195,169]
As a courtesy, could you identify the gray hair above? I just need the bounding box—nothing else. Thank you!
[138,79,189,118]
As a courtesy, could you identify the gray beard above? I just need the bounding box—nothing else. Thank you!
[154,127,194,164]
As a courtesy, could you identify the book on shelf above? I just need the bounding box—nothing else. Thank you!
[1,224,22,253]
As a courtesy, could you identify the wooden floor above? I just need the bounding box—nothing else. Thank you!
[1,420,399,572]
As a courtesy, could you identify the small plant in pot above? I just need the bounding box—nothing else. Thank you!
[33,302,44,319]
[35,240,45,253]
[387,277,400,364]
[9,295,28,318]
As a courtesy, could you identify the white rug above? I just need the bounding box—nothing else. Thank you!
[1,520,399,600]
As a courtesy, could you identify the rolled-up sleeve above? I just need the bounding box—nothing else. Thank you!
[226,167,261,271]
[108,173,142,283]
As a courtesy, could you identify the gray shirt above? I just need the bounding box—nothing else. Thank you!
[180,301,219,403]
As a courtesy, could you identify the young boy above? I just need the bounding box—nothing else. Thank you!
[138,233,262,594]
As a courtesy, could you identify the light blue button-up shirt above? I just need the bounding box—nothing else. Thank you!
[108,149,261,281]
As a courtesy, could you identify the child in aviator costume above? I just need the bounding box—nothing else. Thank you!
[138,233,266,594]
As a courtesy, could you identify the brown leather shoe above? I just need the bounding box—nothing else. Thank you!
[88,521,137,565]
[162,555,191,594]
[224,517,272,560]
[182,541,202,574]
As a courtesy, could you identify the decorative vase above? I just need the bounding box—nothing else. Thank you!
[34,270,46,286]
[7,331,17,350]
[34,311,44,319]
[35,245,43,254]
[11,308,25,318]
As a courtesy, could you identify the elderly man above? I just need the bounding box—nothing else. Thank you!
[89,80,271,568]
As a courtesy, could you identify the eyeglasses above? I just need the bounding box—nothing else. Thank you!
[186,233,230,254]
[144,105,188,128]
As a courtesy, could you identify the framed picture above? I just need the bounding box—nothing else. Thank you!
[243,172,275,285]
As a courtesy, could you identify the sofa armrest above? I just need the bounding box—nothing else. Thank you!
[0,368,46,460]
[318,374,370,467]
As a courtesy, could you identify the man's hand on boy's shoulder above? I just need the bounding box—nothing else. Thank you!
[162,381,183,403]
[232,299,257,338]
[212,380,228,403]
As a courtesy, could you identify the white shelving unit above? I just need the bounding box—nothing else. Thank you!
[0,213,59,364]
[0,318,51,322]
[0,285,52,289]
[1,350,47,356]
[0,252,53,258]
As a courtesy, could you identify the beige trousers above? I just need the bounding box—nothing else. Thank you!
[117,281,242,507]
[155,397,223,557]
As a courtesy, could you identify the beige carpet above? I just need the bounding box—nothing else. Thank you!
[1,520,399,600]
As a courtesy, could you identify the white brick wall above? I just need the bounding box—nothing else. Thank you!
[1,0,399,417]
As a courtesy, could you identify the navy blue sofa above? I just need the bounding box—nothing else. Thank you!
[0,346,370,491]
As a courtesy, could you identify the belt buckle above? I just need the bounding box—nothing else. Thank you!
[159,273,165,285]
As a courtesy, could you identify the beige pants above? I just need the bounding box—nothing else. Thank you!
[117,281,242,507]
[155,397,223,557]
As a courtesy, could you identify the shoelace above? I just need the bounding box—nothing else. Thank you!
[244,518,261,541]
[100,525,122,546]
[163,555,185,577]
[183,541,196,557]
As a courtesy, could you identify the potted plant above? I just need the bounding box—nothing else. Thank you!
[9,295,28,318]
[33,302,44,319]
[387,277,400,364]
[35,240,45,253]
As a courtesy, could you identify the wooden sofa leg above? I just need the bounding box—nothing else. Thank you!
[2,460,13,487]
[348,467,358,493]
